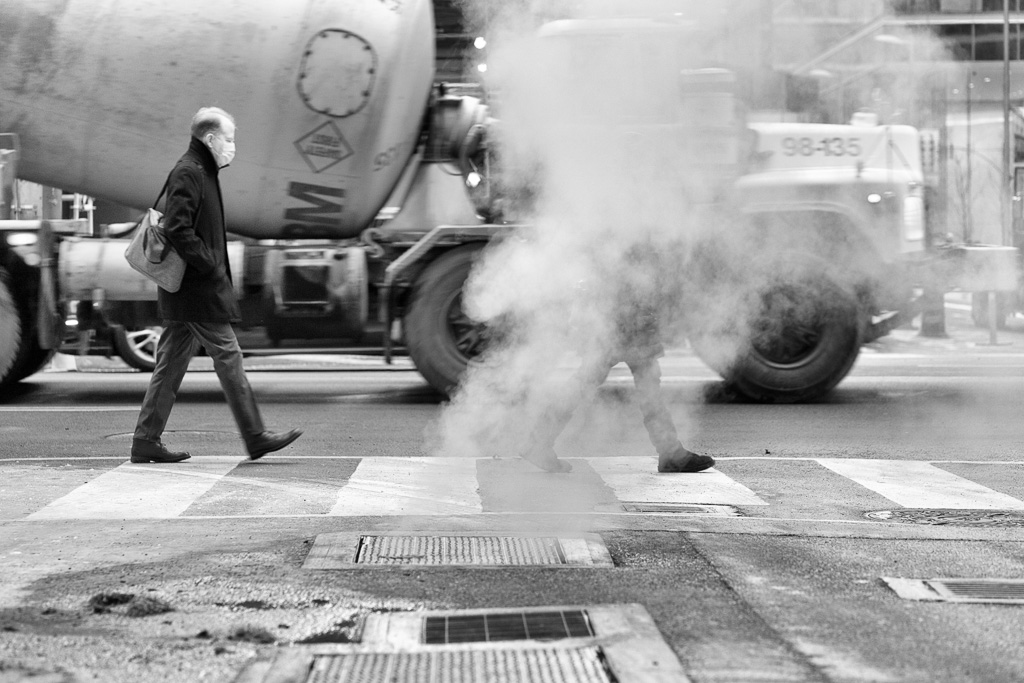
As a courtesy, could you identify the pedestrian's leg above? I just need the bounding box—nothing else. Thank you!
[627,358,715,473]
[524,355,613,473]
[132,322,198,461]
[186,322,302,458]
[627,357,681,455]
[184,322,265,443]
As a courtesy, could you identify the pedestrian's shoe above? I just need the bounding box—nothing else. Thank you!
[130,439,191,463]
[246,429,303,461]
[658,446,715,473]
[522,446,573,473]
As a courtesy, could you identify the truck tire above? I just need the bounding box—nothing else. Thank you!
[693,261,863,403]
[0,267,23,392]
[11,346,56,384]
[113,325,162,371]
[0,266,56,392]
[404,244,488,397]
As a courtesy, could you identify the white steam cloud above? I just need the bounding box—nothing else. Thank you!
[429,1,732,462]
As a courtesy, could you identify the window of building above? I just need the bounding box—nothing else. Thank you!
[935,22,1023,60]
[975,24,1005,59]
[896,0,1023,12]
[892,0,941,12]
[982,0,1024,12]
[938,23,975,58]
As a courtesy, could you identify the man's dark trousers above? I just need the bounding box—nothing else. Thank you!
[134,321,264,443]
[532,353,682,457]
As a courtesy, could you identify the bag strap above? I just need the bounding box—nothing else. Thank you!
[139,170,173,262]
[144,160,206,263]
[152,176,170,210]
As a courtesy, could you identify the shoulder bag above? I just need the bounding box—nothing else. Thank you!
[124,177,186,293]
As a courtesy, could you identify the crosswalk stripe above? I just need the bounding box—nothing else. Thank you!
[587,457,768,506]
[328,457,482,516]
[25,457,239,520]
[13,457,1024,521]
[0,406,139,412]
[815,459,1024,510]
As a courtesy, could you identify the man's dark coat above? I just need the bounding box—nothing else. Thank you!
[158,137,241,323]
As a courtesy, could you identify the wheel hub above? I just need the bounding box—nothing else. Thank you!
[750,285,825,366]
[446,292,491,361]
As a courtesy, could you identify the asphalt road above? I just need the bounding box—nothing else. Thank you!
[2,308,1024,683]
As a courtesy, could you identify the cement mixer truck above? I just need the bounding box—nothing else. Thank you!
[0,0,1016,402]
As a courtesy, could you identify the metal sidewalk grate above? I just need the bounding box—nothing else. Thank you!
[356,535,566,566]
[423,609,594,644]
[302,533,614,569]
[884,577,1024,603]
[304,647,617,683]
[234,604,688,682]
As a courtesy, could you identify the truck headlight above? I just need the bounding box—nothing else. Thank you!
[2,231,41,265]
[4,232,37,247]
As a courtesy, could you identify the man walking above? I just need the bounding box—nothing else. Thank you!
[524,243,714,474]
[131,107,301,463]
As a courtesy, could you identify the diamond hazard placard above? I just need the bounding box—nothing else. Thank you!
[294,120,353,173]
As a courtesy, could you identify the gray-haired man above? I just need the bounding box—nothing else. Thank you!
[131,107,301,463]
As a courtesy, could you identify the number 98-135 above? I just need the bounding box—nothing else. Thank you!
[781,137,862,157]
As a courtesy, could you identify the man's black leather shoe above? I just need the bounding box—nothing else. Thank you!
[658,446,715,473]
[130,439,191,463]
[246,429,303,460]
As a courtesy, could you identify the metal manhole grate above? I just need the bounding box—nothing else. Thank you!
[866,509,1024,527]
[423,609,594,644]
[305,647,616,683]
[356,535,566,566]
[619,502,740,516]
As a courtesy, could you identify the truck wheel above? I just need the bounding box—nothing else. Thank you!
[693,263,863,403]
[404,245,489,397]
[0,268,23,392]
[0,266,55,391]
[113,325,162,371]
[11,346,56,383]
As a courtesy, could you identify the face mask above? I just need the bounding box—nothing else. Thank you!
[208,133,236,168]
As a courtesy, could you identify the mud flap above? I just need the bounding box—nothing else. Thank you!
[36,221,62,349]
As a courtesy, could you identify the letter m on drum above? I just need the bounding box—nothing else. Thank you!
[285,183,345,226]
